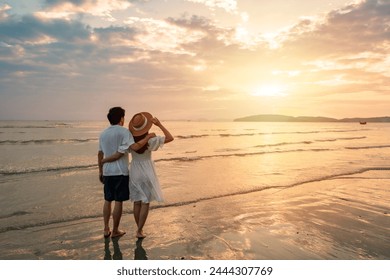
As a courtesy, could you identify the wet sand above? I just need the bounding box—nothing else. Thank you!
[0,170,389,260]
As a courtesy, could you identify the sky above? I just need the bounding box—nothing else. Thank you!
[0,0,389,120]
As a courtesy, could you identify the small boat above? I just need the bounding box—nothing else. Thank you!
[359,121,367,125]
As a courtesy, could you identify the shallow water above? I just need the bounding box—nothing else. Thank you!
[0,120,389,233]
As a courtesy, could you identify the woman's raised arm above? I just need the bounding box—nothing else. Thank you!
[152,118,174,143]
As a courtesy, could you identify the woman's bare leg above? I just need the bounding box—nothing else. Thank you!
[133,201,142,225]
[137,203,149,238]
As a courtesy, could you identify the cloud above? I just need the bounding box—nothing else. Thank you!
[38,0,133,20]
[167,14,264,51]
[0,13,93,83]
[0,15,90,44]
[122,16,205,55]
[0,0,389,120]
[0,3,11,20]
[0,13,98,96]
[167,14,231,44]
[185,0,238,13]
[268,0,390,102]
[282,0,390,57]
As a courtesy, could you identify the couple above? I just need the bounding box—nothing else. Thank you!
[98,107,173,239]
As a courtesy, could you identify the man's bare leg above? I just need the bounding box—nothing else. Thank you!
[103,200,112,237]
[112,201,126,237]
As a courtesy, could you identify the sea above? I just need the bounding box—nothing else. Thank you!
[0,120,389,234]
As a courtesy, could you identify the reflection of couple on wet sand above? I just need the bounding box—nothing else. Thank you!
[98,107,174,240]
[105,237,147,260]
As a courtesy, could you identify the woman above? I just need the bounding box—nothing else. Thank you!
[102,112,174,238]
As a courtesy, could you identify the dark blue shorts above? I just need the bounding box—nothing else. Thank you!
[103,175,129,202]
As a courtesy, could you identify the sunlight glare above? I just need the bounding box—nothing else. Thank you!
[251,84,288,97]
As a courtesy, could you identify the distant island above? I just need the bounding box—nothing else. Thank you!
[234,114,390,123]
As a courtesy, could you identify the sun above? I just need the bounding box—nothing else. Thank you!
[251,84,288,97]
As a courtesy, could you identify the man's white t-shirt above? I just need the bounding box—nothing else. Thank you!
[99,125,134,176]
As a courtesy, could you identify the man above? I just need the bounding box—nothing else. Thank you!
[98,107,154,238]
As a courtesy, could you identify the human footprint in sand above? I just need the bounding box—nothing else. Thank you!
[103,112,174,239]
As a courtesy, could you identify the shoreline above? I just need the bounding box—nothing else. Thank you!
[0,170,389,260]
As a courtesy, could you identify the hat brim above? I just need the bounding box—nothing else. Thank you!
[129,112,153,136]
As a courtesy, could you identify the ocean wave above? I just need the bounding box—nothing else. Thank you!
[345,145,390,150]
[0,148,334,176]
[0,136,360,146]
[0,133,367,146]
[1,166,389,233]
[0,123,71,129]
[0,138,98,145]
[175,130,369,140]
[0,164,97,176]
[154,148,334,163]
[0,215,103,234]
[254,141,312,148]
[176,134,209,139]
[214,148,242,152]
[316,136,366,142]
[153,167,390,209]
[1,142,382,177]
[252,137,366,149]
[0,211,31,219]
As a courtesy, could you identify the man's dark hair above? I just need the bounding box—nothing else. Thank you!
[107,107,125,125]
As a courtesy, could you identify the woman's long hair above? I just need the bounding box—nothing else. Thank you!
[134,133,149,154]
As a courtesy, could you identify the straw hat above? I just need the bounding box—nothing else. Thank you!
[129,112,153,136]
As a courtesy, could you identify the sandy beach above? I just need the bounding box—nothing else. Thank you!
[1,169,389,260]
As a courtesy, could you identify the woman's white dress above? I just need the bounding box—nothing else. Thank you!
[129,136,165,203]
